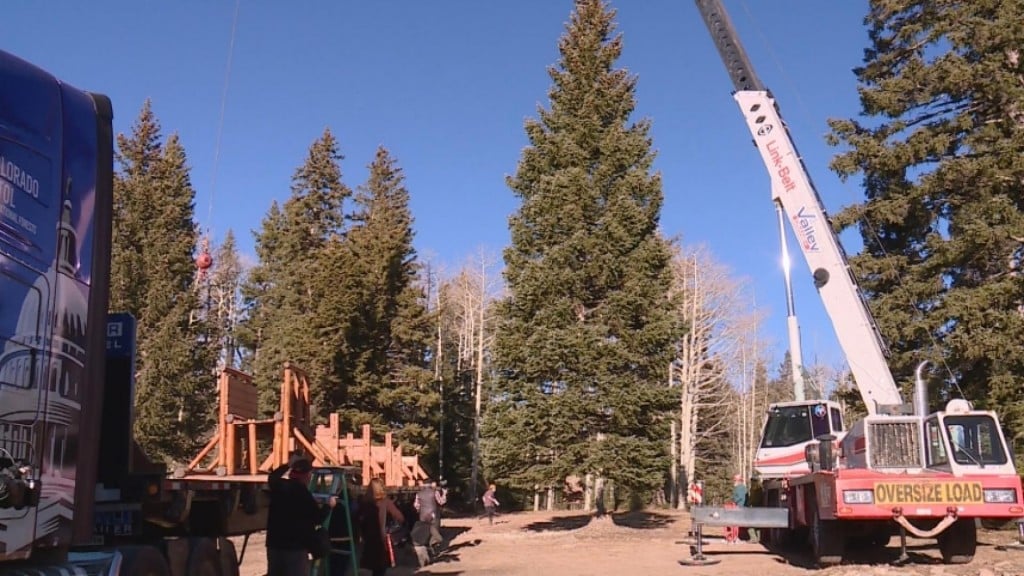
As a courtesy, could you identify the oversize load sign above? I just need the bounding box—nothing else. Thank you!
[874,482,984,505]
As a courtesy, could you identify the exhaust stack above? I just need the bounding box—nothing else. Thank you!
[914,360,930,416]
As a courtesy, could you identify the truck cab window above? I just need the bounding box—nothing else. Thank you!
[925,417,948,467]
[761,406,812,448]
[829,407,843,433]
[811,405,831,438]
[944,415,1008,466]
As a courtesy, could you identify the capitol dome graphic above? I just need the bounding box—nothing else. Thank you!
[0,198,89,553]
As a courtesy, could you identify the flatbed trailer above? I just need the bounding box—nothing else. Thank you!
[0,49,403,576]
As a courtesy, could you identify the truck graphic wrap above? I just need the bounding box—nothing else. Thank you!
[0,50,113,560]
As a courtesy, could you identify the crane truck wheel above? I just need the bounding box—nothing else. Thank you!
[807,496,844,567]
[117,545,171,576]
[937,518,976,564]
[186,537,223,576]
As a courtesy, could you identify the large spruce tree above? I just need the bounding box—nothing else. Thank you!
[240,129,350,414]
[111,101,217,463]
[827,1,1024,457]
[332,147,437,450]
[487,0,682,507]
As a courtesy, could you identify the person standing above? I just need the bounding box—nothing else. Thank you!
[357,478,405,576]
[747,474,763,543]
[724,474,747,544]
[266,457,336,576]
[432,480,448,549]
[413,479,446,554]
[411,480,438,567]
[482,484,499,525]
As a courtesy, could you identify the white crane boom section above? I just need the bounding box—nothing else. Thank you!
[693,0,903,413]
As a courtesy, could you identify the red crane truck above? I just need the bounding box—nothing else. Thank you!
[683,0,1024,568]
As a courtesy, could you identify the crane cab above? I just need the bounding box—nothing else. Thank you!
[754,400,846,479]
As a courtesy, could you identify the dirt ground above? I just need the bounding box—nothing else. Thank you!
[236,509,1024,576]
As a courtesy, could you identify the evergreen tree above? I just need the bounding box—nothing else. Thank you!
[769,352,799,405]
[487,0,682,508]
[110,100,160,317]
[827,0,1024,453]
[333,147,437,450]
[112,103,217,463]
[240,129,350,414]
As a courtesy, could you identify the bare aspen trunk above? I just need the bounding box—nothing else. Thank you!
[469,258,486,508]
[547,486,555,511]
[668,245,766,509]
[670,417,678,507]
[434,266,445,478]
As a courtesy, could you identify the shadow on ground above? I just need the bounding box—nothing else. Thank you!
[429,538,483,565]
[440,525,471,542]
[524,514,593,532]
[523,510,678,533]
[679,537,973,569]
[611,511,677,530]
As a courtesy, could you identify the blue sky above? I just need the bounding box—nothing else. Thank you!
[7,0,874,379]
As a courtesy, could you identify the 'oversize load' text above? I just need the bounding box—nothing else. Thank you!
[874,482,983,505]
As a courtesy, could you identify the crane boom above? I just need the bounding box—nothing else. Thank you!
[693,0,903,413]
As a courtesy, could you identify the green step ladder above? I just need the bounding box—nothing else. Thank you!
[309,466,361,576]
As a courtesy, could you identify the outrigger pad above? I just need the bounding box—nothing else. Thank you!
[678,557,721,566]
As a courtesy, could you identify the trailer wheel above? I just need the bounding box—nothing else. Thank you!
[187,537,223,576]
[118,545,171,576]
[808,496,844,567]
[937,518,976,564]
[218,538,241,576]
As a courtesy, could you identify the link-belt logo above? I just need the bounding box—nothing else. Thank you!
[874,482,984,505]
[765,140,797,193]
[791,207,819,252]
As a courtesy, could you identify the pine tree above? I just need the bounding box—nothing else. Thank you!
[240,129,350,414]
[110,99,160,317]
[487,0,682,509]
[827,0,1024,453]
[112,103,216,463]
[332,146,437,450]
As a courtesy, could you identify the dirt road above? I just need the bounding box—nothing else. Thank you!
[237,509,1024,576]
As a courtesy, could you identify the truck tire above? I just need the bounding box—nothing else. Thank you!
[808,496,844,567]
[119,545,171,576]
[187,538,223,576]
[937,518,976,564]
[218,538,241,576]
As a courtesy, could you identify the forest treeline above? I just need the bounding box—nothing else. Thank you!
[110,0,1024,509]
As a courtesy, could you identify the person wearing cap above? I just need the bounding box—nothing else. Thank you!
[266,454,336,576]
[725,474,747,543]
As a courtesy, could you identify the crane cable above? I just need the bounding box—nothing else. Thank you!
[205,0,242,240]
[736,0,964,399]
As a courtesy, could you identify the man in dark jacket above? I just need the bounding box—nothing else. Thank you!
[266,457,335,576]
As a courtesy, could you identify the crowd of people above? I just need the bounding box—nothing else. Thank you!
[264,453,459,576]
